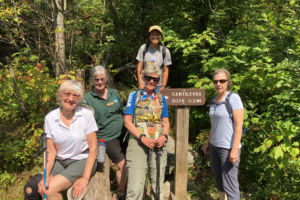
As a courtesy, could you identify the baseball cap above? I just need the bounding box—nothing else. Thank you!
[149,25,162,33]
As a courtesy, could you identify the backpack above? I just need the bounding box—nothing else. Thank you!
[142,43,166,68]
[210,92,246,136]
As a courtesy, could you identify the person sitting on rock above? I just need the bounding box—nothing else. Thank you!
[24,80,98,200]
[83,65,127,200]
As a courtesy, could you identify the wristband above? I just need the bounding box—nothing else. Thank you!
[82,176,89,182]
[163,134,168,142]
[162,85,166,88]
[139,134,145,142]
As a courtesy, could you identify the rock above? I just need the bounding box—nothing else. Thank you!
[165,137,195,175]
[67,155,112,200]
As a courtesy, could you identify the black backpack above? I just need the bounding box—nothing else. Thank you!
[210,92,246,136]
[142,43,166,68]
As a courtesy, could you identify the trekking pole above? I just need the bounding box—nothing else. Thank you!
[41,133,47,200]
[143,148,152,200]
[156,147,162,200]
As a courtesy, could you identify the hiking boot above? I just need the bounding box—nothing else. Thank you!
[113,190,126,200]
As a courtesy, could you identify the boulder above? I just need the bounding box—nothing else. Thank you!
[67,155,112,200]
[165,137,195,175]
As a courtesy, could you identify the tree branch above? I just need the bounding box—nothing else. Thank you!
[64,0,94,15]
[208,0,226,42]
[6,56,29,121]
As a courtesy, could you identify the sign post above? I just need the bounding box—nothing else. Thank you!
[160,89,205,200]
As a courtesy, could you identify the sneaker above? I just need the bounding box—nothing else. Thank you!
[113,190,126,200]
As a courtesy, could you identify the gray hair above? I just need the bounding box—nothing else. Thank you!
[56,80,85,104]
[144,63,162,77]
[89,65,107,85]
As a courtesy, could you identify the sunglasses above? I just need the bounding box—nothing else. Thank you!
[144,76,160,83]
[213,79,228,84]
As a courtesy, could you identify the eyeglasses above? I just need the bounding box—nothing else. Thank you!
[62,92,81,99]
[150,34,161,38]
[144,76,160,83]
[94,78,106,82]
[213,79,228,84]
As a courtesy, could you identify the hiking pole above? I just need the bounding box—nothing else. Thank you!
[143,148,152,200]
[156,147,162,200]
[41,133,47,200]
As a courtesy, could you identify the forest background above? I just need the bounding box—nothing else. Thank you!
[0,0,300,199]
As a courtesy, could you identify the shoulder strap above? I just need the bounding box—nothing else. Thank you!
[210,95,217,105]
[161,45,166,61]
[133,90,142,123]
[225,91,233,119]
[135,90,142,107]
[157,93,164,107]
[143,43,150,61]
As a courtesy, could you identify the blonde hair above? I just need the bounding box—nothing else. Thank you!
[213,69,232,91]
[144,63,162,77]
[56,80,84,104]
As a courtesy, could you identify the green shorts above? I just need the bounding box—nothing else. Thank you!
[51,157,97,183]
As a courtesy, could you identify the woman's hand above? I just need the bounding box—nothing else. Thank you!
[38,176,49,197]
[155,136,167,148]
[72,177,89,198]
[229,149,239,165]
[141,137,156,149]
[202,143,210,155]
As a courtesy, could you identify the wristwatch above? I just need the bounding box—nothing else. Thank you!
[163,134,168,142]
[162,85,166,88]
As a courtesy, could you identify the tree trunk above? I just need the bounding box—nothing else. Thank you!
[75,69,85,89]
[109,0,122,43]
[100,0,106,44]
[54,0,67,76]
[67,155,112,200]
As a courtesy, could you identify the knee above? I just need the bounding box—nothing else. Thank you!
[117,159,126,172]
[24,174,42,200]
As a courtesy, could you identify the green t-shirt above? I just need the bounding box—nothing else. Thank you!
[83,88,124,141]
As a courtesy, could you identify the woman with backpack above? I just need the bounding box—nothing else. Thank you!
[136,25,172,93]
[202,69,244,200]
[124,63,170,200]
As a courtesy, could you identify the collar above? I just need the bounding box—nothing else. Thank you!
[140,89,158,101]
[90,87,112,98]
[55,106,82,121]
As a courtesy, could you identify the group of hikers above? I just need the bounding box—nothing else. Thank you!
[23,25,244,200]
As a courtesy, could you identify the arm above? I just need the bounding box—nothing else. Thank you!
[156,117,169,148]
[137,61,144,89]
[38,138,57,196]
[229,109,244,164]
[124,114,155,149]
[159,65,169,92]
[72,131,97,198]
[202,127,212,155]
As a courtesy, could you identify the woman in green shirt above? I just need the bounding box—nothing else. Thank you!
[83,66,127,200]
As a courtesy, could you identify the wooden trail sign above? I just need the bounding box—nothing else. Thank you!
[160,89,205,200]
[161,89,205,106]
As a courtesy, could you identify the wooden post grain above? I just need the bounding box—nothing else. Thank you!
[174,106,189,200]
